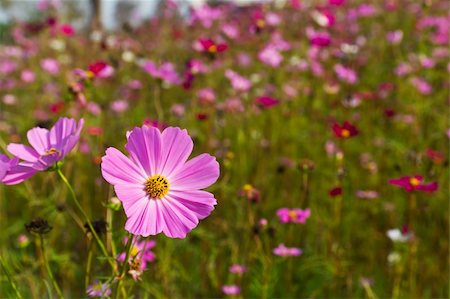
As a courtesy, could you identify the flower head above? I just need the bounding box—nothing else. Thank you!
[332,121,359,139]
[86,280,111,298]
[273,244,303,257]
[388,175,438,192]
[222,285,240,296]
[101,126,220,238]
[7,117,84,178]
[277,208,311,224]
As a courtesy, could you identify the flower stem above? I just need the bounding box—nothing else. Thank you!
[0,255,23,299]
[56,168,118,274]
[39,235,64,299]
[114,234,134,299]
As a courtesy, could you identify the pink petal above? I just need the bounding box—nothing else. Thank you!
[125,199,165,237]
[7,143,39,162]
[49,117,76,149]
[101,147,147,185]
[27,127,49,155]
[2,164,37,185]
[159,127,193,177]
[160,197,198,238]
[168,190,217,220]
[114,184,147,217]
[125,126,162,176]
[170,153,219,190]
[0,160,8,181]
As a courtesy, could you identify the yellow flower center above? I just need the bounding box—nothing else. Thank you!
[145,175,169,199]
[256,19,266,28]
[288,210,297,220]
[130,245,140,257]
[208,45,217,53]
[409,177,420,186]
[243,184,253,192]
[44,148,60,156]
[85,70,95,78]
[341,129,351,138]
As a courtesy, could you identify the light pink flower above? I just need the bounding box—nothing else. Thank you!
[222,285,240,296]
[277,208,311,224]
[101,126,220,238]
[273,244,303,257]
[40,58,60,75]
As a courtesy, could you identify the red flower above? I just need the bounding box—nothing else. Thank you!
[426,149,445,164]
[329,186,342,197]
[388,175,438,192]
[88,61,108,76]
[332,121,359,139]
[199,39,228,54]
[255,96,279,109]
[60,24,75,37]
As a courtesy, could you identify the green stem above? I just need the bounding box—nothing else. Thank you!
[39,235,64,299]
[114,234,134,299]
[85,241,94,290]
[0,255,23,299]
[56,168,118,274]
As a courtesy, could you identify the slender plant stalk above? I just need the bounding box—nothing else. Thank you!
[56,168,118,274]
[0,255,23,299]
[114,234,134,299]
[39,235,64,299]
[85,241,94,290]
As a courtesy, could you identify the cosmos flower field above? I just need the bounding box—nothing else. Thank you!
[0,0,448,298]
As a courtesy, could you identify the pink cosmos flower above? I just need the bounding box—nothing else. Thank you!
[86,281,111,297]
[21,70,36,83]
[258,46,283,67]
[273,244,303,257]
[229,264,247,274]
[255,96,279,109]
[334,64,358,84]
[225,70,252,92]
[101,126,220,238]
[222,285,240,296]
[277,208,311,224]
[117,237,156,281]
[142,61,181,85]
[7,118,84,177]
[40,58,60,75]
[388,175,438,192]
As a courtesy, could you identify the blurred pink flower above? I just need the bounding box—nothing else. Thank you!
[259,46,283,67]
[222,285,240,296]
[225,70,252,92]
[388,175,438,192]
[386,30,403,44]
[334,64,358,84]
[21,70,36,83]
[41,58,60,75]
[273,244,303,257]
[229,264,247,274]
[142,61,181,85]
[277,208,311,224]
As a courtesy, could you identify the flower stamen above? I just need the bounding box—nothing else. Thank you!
[145,175,169,199]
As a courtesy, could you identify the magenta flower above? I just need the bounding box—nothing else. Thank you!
[117,237,156,281]
[273,244,303,257]
[277,208,311,224]
[255,96,280,109]
[7,118,84,177]
[225,70,252,92]
[40,58,60,75]
[101,126,220,238]
[388,175,438,192]
[258,46,283,67]
[229,264,247,274]
[222,285,240,296]
[142,61,181,85]
[334,64,358,84]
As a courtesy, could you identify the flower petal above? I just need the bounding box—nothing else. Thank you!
[7,143,39,162]
[27,127,49,155]
[114,184,147,217]
[159,127,193,177]
[101,147,147,185]
[170,153,219,190]
[2,164,37,185]
[125,126,162,177]
[160,197,198,238]
[168,190,217,220]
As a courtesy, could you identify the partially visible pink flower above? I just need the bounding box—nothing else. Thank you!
[142,61,181,85]
[386,30,403,44]
[110,100,129,113]
[334,64,358,84]
[117,237,156,280]
[258,46,283,67]
[21,70,36,83]
[40,58,60,75]
[222,285,240,296]
[225,70,251,92]
[101,126,220,238]
[59,24,75,36]
[197,88,216,105]
[410,77,432,95]
[277,208,311,224]
[273,244,303,257]
[309,31,331,47]
[0,154,22,184]
[229,264,247,274]
[356,190,379,199]
[86,280,111,297]
[388,175,438,192]
[7,118,84,178]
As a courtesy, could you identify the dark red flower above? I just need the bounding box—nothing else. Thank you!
[329,186,343,197]
[332,121,358,138]
[426,149,445,164]
[88,61,108,76]
[388,175,438,192]
[49,102,64,113]
[199,39,228,54]
[255,96,279,109]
